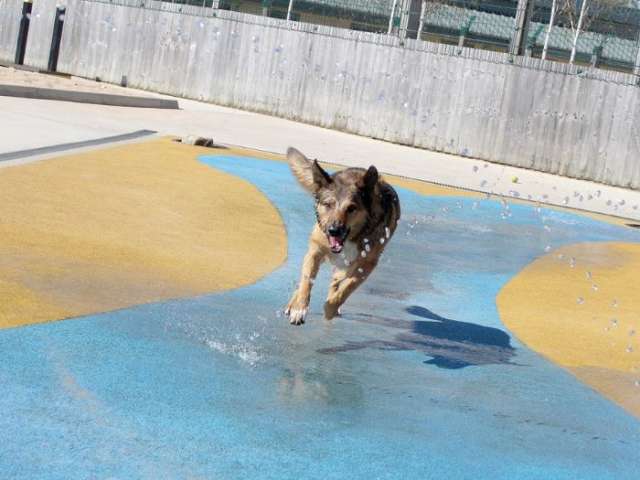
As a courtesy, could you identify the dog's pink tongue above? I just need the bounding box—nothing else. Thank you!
[329,236,343,252]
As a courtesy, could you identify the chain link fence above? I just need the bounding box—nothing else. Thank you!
[69,0,640,74]
[529,0,640,71]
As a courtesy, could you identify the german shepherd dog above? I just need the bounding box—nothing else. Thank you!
[284,148,401,325]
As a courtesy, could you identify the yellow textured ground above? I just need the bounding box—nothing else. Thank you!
[498,242,640,418]
[0,138,286,329]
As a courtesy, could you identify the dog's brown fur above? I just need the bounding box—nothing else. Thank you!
[284,147,401,325]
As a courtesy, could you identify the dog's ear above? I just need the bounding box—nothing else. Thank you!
[363,165,378,192]
[287,147,332,193]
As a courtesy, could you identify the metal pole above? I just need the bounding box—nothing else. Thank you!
[570,0,588,64]
[509,0,532,56]
[634,29,640,77]
[286,0,294,21]
[417,1,427,41]
[388,0,398,35]
[14,1,32,65]
[47,6,65,72]
[541,0,557,60]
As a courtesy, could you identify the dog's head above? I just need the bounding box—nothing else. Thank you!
[287,147,378,254]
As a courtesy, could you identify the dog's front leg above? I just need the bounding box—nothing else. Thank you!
[324,258,378,320]
[285,245,324,325]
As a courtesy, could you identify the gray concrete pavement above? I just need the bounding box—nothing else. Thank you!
[2,79,640,221]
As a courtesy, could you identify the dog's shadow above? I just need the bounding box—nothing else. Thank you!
[318,305,516,369]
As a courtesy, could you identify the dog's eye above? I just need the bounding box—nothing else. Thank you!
[321,201,334,208]
[346,205,357,214]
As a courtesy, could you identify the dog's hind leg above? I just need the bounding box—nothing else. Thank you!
[285,245,324,325]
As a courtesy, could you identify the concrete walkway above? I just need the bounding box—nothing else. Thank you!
[1,67,640,221]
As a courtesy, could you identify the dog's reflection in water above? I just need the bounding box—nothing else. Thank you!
[318,306,516,369]
[277,363,365,409]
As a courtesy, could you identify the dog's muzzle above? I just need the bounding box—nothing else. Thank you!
[327,225,348,253]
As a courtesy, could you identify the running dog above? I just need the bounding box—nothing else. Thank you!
[284,147,401,325]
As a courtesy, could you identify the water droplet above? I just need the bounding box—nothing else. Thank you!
[365,244,371,253]
[577,297,584,304]
[544,245,552,253]
[360,250,367,258]
[629,329,636,337]
[480,180,488,187]
[612,299,619,308]
[364,238,369,243]
[563,196,570,205]
[626,345,634,353]
[611,318,618,327]
[596,190,602,197]
[379,238,385,244]
[619,199,626,206]
[586,271,592,280]
[472,166,479,173]
[606,200,612,206]
[385,227,391,239]
[543,225,551,232]
[569,257,576,268]
[357,267,364,273]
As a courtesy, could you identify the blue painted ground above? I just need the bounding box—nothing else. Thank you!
[1,155,639,479]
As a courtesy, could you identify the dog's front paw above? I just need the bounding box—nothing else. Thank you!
[285,295,308,325]
[285,306,308,325]
[323,302,341,320]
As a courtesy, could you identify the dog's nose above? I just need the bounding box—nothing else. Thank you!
[328,225,345,237]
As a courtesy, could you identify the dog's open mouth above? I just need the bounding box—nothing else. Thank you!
[327,231,349,253]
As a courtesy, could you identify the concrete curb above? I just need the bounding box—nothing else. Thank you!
[0,84,179,109]
[0,129,157,163]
